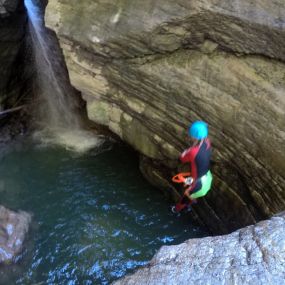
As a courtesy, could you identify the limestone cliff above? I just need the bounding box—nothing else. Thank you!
[45,0,285,233]
[113,212,285,285]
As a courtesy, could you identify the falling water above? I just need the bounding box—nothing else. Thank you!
[24,0,103,152]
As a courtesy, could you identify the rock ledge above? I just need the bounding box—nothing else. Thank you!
[114,212,285,285]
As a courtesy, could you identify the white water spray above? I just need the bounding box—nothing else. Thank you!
[25,0,104,152]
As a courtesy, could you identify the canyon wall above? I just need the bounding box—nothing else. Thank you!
[45,0,285,233]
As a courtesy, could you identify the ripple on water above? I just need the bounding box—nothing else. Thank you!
[0,141,207,284]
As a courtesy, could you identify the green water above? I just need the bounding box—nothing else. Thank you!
[0,139,206,285]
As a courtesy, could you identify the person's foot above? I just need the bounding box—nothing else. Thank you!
[183,205,192,213]
[171,206,181,216]
[171,206,177,214]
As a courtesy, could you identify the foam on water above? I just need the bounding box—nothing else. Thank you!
[33,128,105,153]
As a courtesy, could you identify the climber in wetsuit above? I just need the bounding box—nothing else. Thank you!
[172,121,213,213]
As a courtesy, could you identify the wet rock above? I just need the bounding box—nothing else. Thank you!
[113,212,285,285]
[45,0,285,233]
[0,205,31,264]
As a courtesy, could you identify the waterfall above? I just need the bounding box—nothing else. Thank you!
[24,0,103,152]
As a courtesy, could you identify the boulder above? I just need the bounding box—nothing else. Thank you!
[0,205,31,264]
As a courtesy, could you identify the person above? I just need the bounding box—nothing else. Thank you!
[172,121,213,213]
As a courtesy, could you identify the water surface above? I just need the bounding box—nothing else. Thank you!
[0,140,206,284]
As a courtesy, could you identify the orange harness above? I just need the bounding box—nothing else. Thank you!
[172,172,196,212]
[172,172,192,188]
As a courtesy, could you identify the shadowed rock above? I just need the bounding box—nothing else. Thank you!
[0,206,31,264]
[0,0,19,16]
[0,0,30,110]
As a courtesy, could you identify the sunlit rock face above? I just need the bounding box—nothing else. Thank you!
[113,212,285,285]
[0,0,28,108]
[45,0,285,233]
[0,206,31,264]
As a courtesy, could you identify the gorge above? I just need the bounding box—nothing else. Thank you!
[0,0,284,284]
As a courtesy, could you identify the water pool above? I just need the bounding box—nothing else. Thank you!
[0,139,206,284]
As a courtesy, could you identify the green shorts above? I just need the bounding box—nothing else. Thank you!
[190,170,213,199]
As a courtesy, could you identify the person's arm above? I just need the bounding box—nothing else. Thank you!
[180,147,192,163]
[180,145,200,180]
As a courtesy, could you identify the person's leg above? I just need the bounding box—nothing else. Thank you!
[174,195,191,212]
[172,171,213,213]
[174,180,202,212]
[190,171,213,199]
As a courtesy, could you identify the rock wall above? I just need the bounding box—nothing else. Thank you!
[113,212,285,285]
[0,0,29,109]
[45,0,285,233]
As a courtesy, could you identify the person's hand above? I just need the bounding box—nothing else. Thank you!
[184,177,193,186]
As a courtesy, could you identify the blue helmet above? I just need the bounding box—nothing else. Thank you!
[189,121,208,139]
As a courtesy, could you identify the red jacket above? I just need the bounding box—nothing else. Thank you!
[180,139,211,180]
